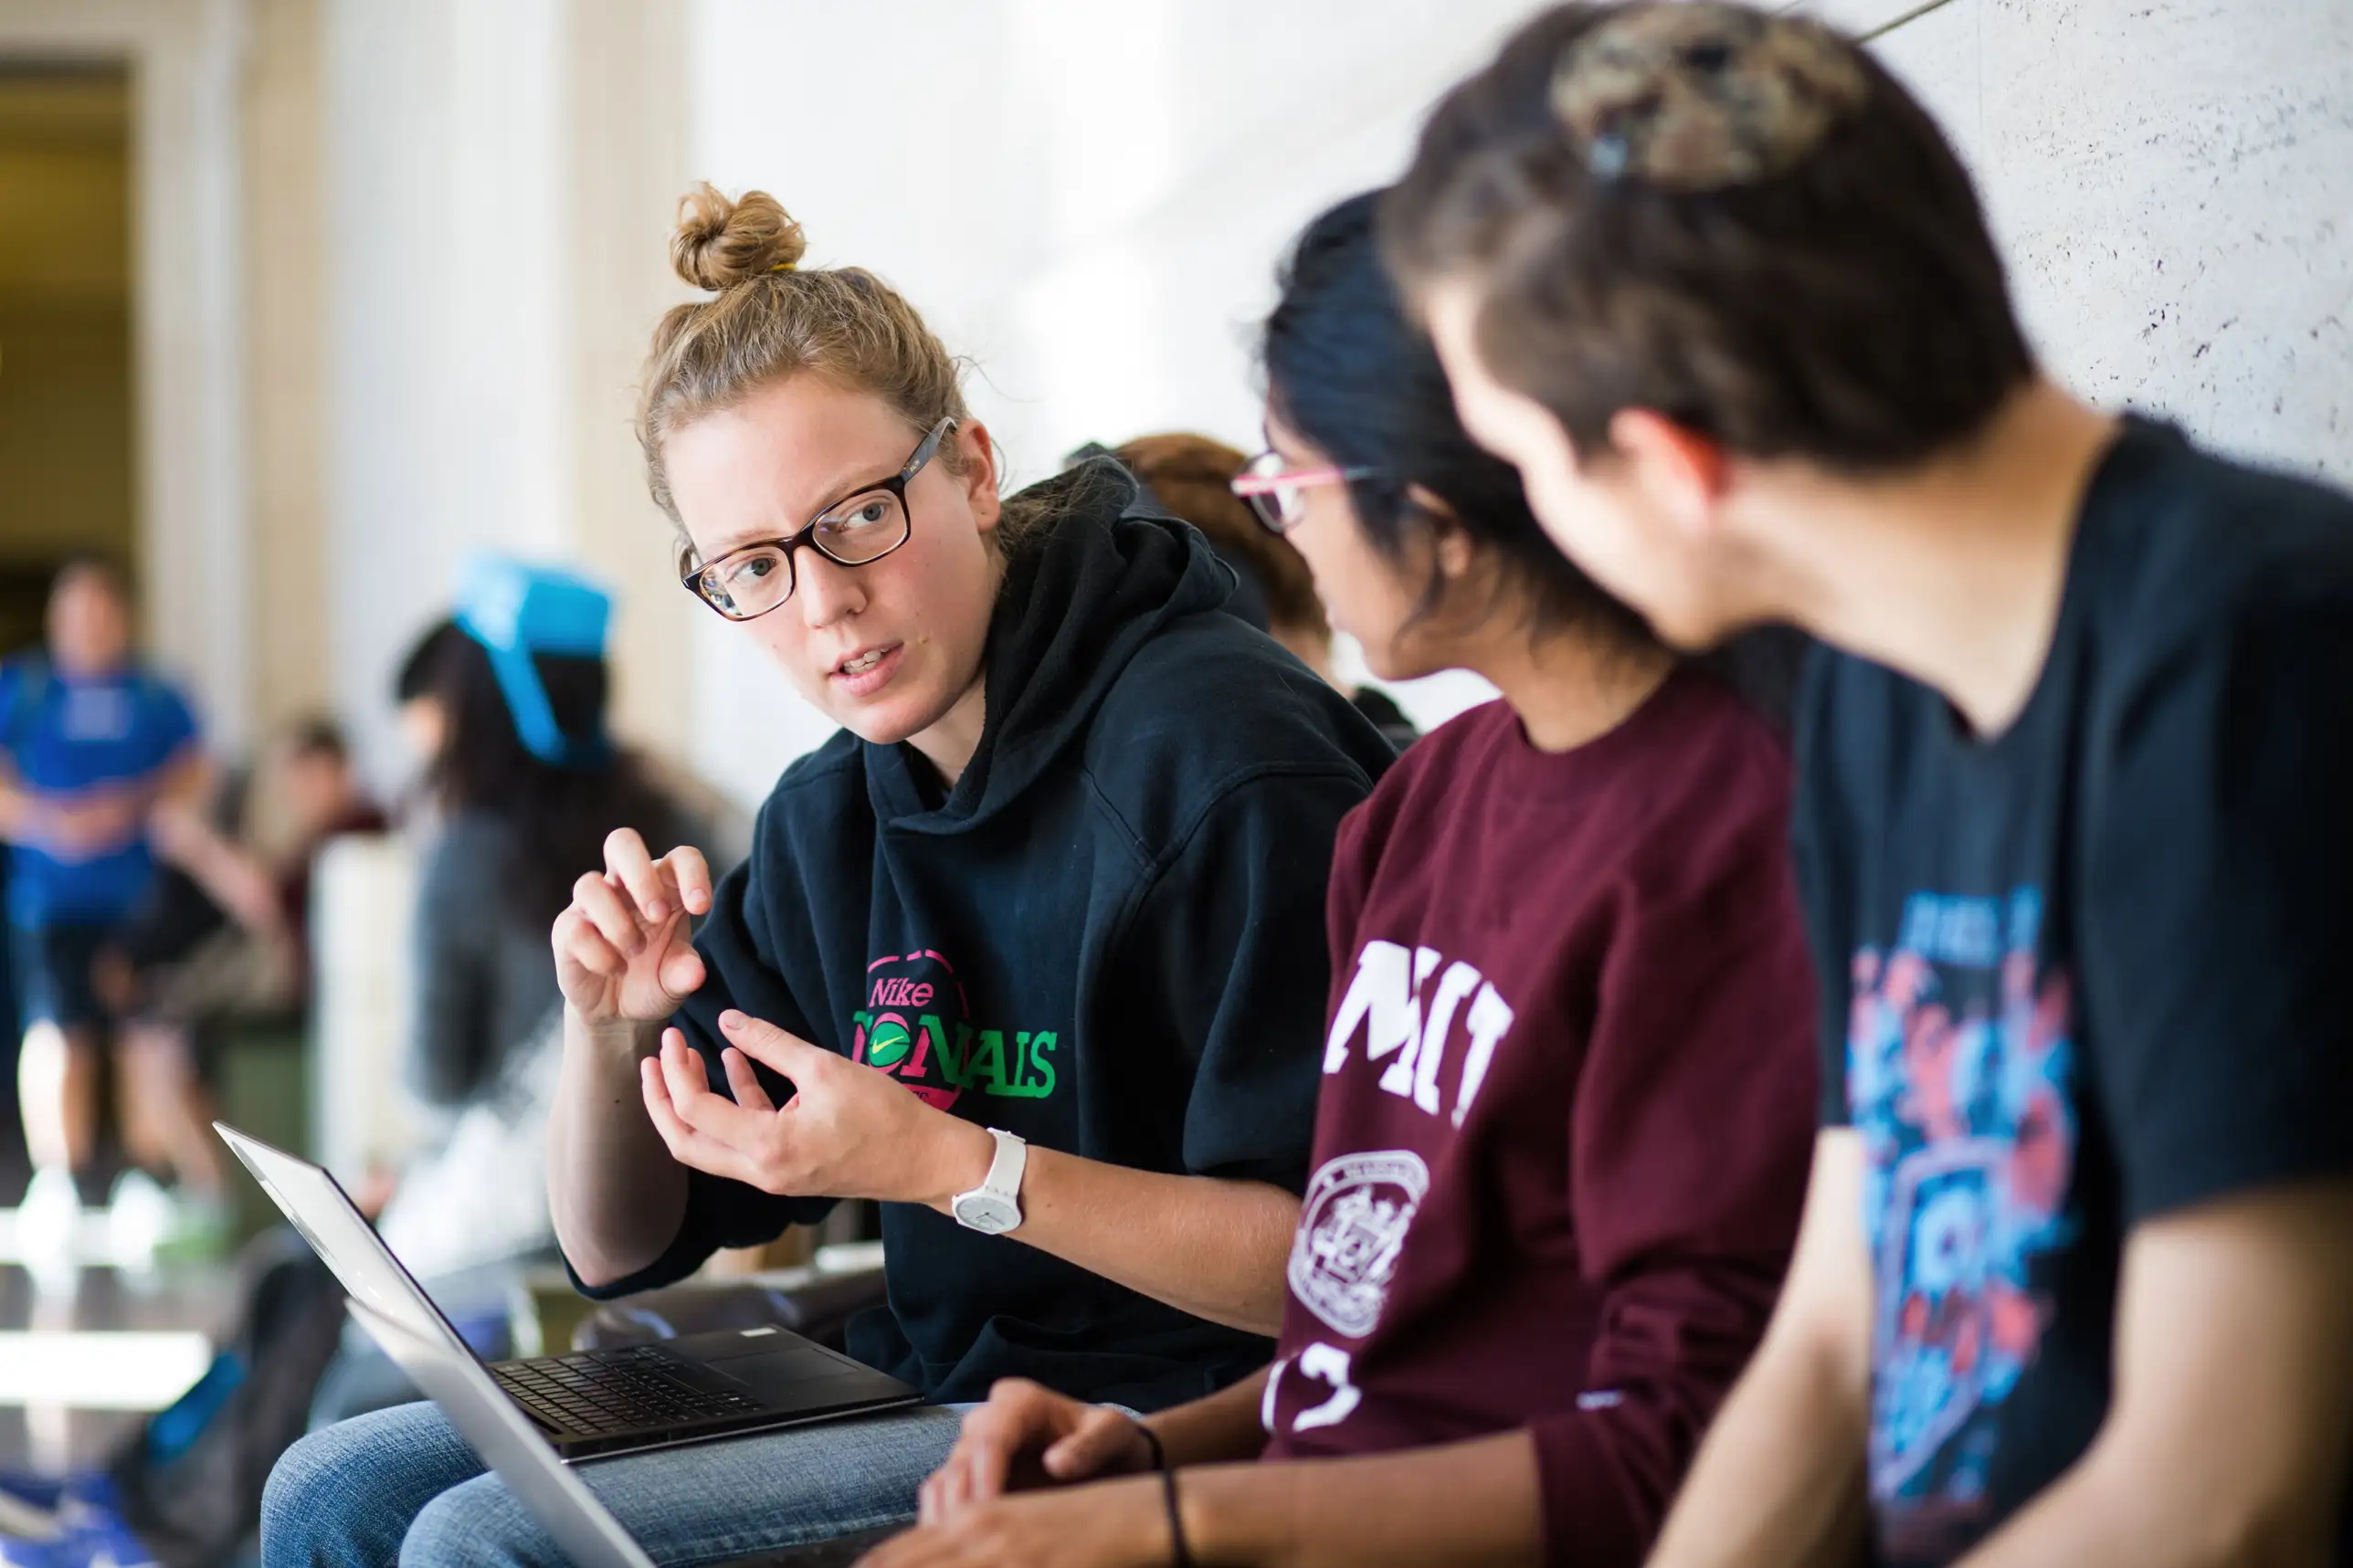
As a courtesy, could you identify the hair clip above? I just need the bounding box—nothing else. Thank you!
[1549,2,1867,192]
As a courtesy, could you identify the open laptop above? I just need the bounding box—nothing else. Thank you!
[217,1122,921,1461]
[348,1300,903,1568]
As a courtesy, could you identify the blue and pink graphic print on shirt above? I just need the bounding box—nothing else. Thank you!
[1848,887,2079,1546]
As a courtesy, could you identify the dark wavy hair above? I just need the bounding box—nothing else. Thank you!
[1264,189,1810,730]
[1262,190,1654,649]
[417,631,675,930]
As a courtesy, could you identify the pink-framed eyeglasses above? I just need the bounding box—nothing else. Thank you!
[1229,449,1377,535]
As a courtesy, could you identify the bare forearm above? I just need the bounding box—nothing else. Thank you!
[1949,1184,2353,1568]
[1647,1332,1869,1568]
[925,1142,1297,1335]
[1143,1368,1276,1468]
[148,761,237,887]
[550,1010,688,1289]
[145,752,210,848]
[157,813,279,930]
[1180,1430,1541,1568]
[1952,1447,2333,1568]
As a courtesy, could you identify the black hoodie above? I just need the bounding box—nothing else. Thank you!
[575,462,1393,1410]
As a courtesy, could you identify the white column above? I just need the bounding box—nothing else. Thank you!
[322,0,696,788]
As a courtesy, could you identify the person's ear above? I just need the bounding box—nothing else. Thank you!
[1606,410,1732,541]
[957,418,1002,534]
[1406,484,1478,582]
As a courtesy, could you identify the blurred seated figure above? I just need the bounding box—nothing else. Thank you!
[401,563,709,1117]
[308,560,721,1426]
[1111,433,1420,751]
[93,718,388,1259]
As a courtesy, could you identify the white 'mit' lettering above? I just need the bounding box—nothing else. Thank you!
[1327,941,1515,1126]
[1453,982,1515,1126]
[1379,959,1482,1115]
[1324,941,1439,1074]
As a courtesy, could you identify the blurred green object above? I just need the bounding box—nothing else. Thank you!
[511,1265,598,1360]
[214,1023,308,1246]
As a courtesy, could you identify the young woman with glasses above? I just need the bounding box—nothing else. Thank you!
[260,184,1392,1566]
[865,191,1818,1568]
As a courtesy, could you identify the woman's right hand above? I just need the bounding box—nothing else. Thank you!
[919,1380,1156,1524]
[553,828,713,1027]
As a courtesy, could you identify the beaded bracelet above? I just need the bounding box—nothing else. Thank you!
[1134,1426,1195,1568]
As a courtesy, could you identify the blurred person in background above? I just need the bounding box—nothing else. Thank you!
[401,560,698,1152]
[266,183,1388,1566]
[93,716,388,1261]
[1113,433,1419,751]
[262,718,391,934]
[0,557,260,1275]
[875,189,1815,1568]
[307,559,718,1427]
[1389,4,2353,1565]
[390,617,467,823]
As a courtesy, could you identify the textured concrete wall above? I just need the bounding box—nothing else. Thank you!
[1838,0,2353,484]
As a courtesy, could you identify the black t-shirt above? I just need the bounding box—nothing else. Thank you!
[1796,418,2353,1566]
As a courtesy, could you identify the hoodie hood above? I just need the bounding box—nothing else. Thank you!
[867,458,1235,826]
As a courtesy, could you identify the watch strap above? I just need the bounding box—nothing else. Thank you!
[952,1128,1028,1233]
[979,1127,1027,1203]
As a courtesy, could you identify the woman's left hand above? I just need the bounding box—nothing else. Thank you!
[859,1479,1171,1568]
[639,1009,993,1206]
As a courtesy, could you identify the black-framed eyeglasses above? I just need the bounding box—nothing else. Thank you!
[1229,448,1377,535]
[679,416,956,621]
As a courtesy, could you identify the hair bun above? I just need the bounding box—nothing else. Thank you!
[670,183,807,290]
[1549,3,1865,191]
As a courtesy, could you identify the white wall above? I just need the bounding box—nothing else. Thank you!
[682,0,1535,805]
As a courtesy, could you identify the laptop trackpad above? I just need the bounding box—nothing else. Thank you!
[687,1333,888,1401]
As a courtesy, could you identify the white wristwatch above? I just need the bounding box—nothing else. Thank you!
[950,1128,1028,1235]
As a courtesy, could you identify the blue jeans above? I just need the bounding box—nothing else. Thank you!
[261,1398,969,1567]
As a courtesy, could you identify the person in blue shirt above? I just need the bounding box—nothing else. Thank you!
[0,557,258,1269]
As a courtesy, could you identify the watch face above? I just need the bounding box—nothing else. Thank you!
[955,1193,1020,1235]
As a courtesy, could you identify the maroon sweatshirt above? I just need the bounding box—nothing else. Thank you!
[1259,670,1818,1567]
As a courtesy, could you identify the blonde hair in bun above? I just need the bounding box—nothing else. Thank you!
[669,183,807,289]
[639,183,1062,555]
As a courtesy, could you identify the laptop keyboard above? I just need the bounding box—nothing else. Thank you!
[492,1345,762,1437]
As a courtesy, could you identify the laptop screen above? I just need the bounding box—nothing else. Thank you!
[216,1124,468,1354]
